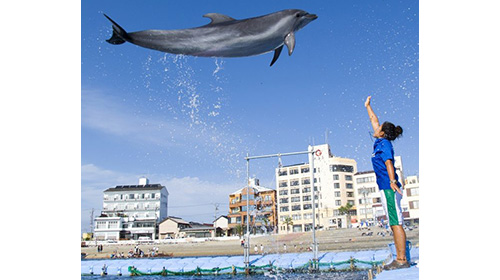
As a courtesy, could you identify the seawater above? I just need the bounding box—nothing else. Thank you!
[81,271,368,280]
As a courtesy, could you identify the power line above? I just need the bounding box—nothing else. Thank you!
[169,202,227,208]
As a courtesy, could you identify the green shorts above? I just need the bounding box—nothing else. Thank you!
[380,189,404,226]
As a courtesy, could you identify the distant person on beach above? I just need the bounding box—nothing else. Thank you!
[365,96,409,270]
[254,244,258,254]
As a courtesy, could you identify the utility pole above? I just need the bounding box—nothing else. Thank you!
[213,203,219,238]
[90,208,96,246]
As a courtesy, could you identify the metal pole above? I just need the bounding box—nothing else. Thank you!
[243,148,317,269]
[362,188,368,225]
[244,154,250,270]
[308,145,318,269]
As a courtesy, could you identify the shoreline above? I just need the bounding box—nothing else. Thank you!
[82,226,419,260]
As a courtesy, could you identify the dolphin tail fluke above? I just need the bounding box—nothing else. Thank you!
[104,14,129,45]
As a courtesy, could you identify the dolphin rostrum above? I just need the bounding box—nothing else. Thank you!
[104,9,317,66]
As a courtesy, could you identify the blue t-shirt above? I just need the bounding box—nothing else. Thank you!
[371,138,400,190]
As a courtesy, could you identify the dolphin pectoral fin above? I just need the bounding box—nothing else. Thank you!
[284,33,296,56]
[203,13,236,24]
[270,45,283,67]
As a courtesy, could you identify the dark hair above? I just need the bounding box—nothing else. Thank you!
[381,122,403,141]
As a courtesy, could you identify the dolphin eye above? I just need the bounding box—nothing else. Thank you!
[296,13,301,18]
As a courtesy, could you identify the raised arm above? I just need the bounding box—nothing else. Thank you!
[365,96,380,132]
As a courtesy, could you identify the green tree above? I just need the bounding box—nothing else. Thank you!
[233,224,244,237]
[262,216,270,233]
[338,203,353,228]
[284,216,293,233]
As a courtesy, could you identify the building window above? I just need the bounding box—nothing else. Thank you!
[335,200,342,206]
[96,221,106,229]
[129,194,134,199]
[290,168,299,175]
[292,214,301,220]
[335,191,341,197]
[301,167,310,173]
[291,189,300,194]
[346,183,353,189]
[303,195,311,201]
[303,204,312,210]
[278,169,288,176]
[279,181,288,188]
[279,190,288,196]
[280,206,289,212]
[291,196,300,203]
[347,192,354,197]
[356,176,375,184]
[407,188,419,196]
[329,165,354,173]
[345,175,352,181]
[333,174,339,180]
[334,183,340,189]
[301,178,310,185]
[409,201,419,209]
[292,205,301,211]
[290,180,299,186]
[303,213,313,219]
[303,187,311,193]
[280,198,289,204]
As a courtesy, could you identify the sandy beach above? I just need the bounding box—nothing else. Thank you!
[82,226,418,259]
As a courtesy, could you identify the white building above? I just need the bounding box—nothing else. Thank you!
[404,175,419,224]
[94,177,169,241]
[276,144,358,232]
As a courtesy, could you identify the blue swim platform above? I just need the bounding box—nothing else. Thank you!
[81,247,418,277]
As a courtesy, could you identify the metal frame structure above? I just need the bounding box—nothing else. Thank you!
[243,145,319,271]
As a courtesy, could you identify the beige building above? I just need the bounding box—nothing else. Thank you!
[276,144,358,232]
[158,216,190,239]
[228,178,277,235]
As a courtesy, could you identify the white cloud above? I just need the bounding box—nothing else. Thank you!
[81,89,195,147]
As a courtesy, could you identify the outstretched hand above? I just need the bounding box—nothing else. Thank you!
[365,96,372,107]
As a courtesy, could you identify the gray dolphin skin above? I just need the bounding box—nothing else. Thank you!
[104,9,317,66]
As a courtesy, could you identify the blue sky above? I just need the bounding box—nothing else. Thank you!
[81,0,419,232]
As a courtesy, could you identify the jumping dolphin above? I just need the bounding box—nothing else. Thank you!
[104,9,317,66]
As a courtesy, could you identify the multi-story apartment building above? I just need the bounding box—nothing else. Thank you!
[276,144,358,232]
[353,157,405,225]
[404,175,419,224]
[94,177,169,241]
[228,178,277,235]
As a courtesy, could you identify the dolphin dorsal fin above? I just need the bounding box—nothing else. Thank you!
[203,13,236,24]
[284,32,296,56]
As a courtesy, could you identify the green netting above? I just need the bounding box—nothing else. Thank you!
[121,257,384,276]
